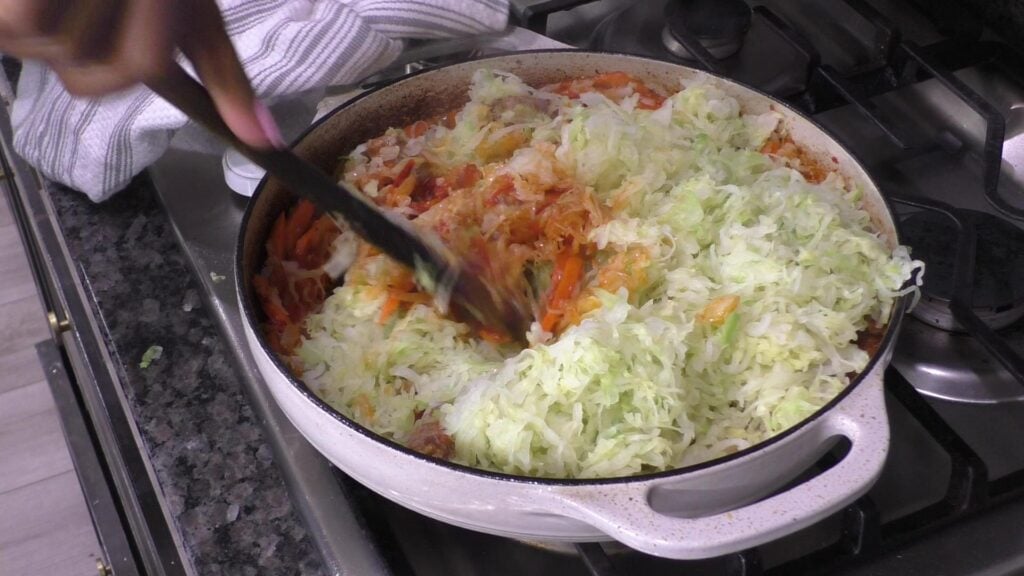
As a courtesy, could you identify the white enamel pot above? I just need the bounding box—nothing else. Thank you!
[236,51,907,559]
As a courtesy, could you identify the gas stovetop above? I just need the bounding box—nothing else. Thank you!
[152,1,1024,574]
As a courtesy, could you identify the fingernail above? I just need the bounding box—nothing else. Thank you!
[254,100,286,149]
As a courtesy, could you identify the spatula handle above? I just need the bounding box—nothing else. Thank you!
[145,64,442,275]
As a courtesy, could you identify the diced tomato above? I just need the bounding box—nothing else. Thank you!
[394,159,416,188]
[409,177,450,214]
[404,120,430,138]
[365,133,398,157]
[636,94,666,110]
[633,81,666,110]
[407,419,455,459]
[550,80,581,99]
[536,186,569,213]
[548,73,665,110]
[450,164,482,189]
[384,168,418,208]
[485,174,516,207]
[760,139,782,155]
[593,72,632,89]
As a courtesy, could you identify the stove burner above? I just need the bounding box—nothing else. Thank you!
[901,210,1024,332]
[588,0,807,97]
[662,0,753,60]
[892,318,1024,403]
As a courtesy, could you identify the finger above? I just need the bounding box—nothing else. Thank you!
[177,0,281,149]
[54,0,127,63]
[114,0,175,83]
[50,0,174,96]
[0,35,68,61]
[0,0,73,61]
[0,0,65,37]
[52,62,136,96]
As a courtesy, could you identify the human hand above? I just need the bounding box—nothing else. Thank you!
[0,0,281,149]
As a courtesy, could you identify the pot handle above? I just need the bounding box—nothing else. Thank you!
[548,369,889,560]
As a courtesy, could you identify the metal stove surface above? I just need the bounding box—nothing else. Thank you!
[151,4,1024,575]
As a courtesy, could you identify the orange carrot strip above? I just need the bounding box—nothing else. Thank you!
[541,250,585,333]
[267,213,289,261]
[253,275,290,326]
[378,293,403,324]
[286,200,317,258]
[295,215,339,269]
[394,159,416,187]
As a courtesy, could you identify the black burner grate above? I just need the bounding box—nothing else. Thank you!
[513,0,1023,220]
[891,196,1024,383]
[336,2,1024,575]
[564,369,1022,576]
[509,0,1024,572]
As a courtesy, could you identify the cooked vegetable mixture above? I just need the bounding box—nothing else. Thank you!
[255,70,921,478]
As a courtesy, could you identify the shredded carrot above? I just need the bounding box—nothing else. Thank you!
[379,293,403,324]
[377,272,418,324]
[259,72,666,353]
[295,215,340,269]
[394,159,416,187]
[285,200,317,259]
[541,250,585,333]
[267,213,289,261]
[253,275,290,327]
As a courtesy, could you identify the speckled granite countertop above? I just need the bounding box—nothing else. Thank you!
[46,176,324,575]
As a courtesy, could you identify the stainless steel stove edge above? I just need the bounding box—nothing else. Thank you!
[0,98,171,575]
[150,149,393,576]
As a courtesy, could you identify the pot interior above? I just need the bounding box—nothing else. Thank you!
[236,50,904,483]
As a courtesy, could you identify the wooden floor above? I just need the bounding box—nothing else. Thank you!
[0,190,102,574]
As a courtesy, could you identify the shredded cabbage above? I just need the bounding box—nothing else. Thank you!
[296,70,922,478]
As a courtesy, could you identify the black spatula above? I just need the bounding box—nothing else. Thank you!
[146,64,530,341]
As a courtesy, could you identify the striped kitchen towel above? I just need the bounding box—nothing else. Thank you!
[10,0,509,201]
